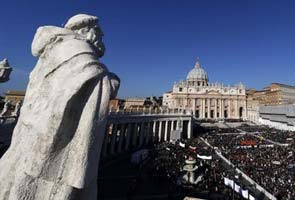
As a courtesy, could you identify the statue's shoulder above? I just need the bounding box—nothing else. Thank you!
[32,26,74,57]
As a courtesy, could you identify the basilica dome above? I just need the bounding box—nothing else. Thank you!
[186,60,208,81]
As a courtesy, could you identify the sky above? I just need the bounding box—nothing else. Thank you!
[0,0,295,98]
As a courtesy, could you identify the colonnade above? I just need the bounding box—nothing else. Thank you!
[102,114,193,157]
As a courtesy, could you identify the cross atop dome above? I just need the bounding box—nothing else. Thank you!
[195,57,201,68]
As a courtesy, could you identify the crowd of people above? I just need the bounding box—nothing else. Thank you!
[139,139,258,199]
[202,125,295,200]
[204,133,271,151]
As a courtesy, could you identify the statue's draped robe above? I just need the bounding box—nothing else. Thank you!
[0,26,119,199]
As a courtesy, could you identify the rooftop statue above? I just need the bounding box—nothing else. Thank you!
[0,100,11,117]
[0,58,12,83]
[0,14,120,199]
[12,100,22,119]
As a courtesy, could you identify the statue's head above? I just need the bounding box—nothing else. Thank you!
[65,14,105,57]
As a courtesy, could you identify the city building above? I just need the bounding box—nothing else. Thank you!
[4,90,26,106]
[259,105,295,131]
[109,98,125,110]
[247,83,295,106]
[124,97,147,109]
[263,83,295,105]
[246,89,261,122]
[163,59,246,120]
[246,83,295,123]
[124,96,162,109]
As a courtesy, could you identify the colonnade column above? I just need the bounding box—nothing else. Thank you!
[145,122,151,145]
[187,119,192,139]
[132,123,139,147]
[158,121,162,142]
[164,120,169,141]
[192,99,196,116]
[110,124,118,154]
[102,127,110,157]
[125,123,133,151]
[139,122,145,147]
[176,120,180,130]
[170,120,174,132]
[152,121,157,142]
[117,124,125,153]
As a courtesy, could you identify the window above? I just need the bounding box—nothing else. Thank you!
[179,88,183,92]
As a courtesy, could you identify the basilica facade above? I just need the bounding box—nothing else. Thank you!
[163,60,246,120]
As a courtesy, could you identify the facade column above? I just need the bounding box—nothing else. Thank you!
[235,99,238,119]
[201,99,203,118]
[158,121,163,142]
[219,99,222,119]
[192,99,196,116]
[199,99,203,118]
[110,124,118,154]
[228,99,231,118]
[202,98,206,118]
[184,98,188,109]
[222,99,225,118]
[125,123,133,151]
[214,98,217,119]
[207,98,211,119]
[117,124,125,153]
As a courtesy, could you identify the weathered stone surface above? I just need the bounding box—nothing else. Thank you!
[0,14,120,200]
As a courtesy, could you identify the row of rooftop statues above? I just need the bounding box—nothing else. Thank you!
[0,14,120,200]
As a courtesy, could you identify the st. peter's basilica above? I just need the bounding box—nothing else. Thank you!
[163,59,246,120]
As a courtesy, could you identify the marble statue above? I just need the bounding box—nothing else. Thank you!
[0,59,12,83]
[12,100,22,118]
[0,14,120,200]
[0,100,11,117]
